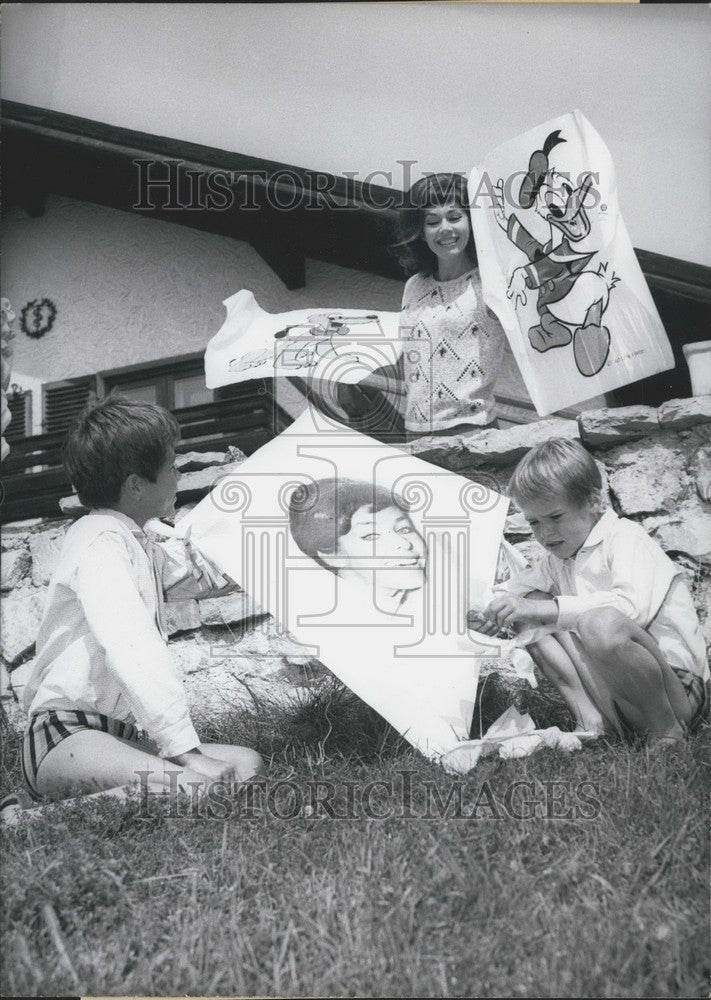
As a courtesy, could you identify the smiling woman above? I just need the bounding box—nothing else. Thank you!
[288,478,427,610]
[389,173,508,439]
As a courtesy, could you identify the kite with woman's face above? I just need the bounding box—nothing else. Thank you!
[493,130,619,377]
[288,478,426,596]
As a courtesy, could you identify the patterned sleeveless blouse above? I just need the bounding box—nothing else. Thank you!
[399,268,505,433]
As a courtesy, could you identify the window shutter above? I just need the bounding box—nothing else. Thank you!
[43,376,98,433]
[4,390,31,441]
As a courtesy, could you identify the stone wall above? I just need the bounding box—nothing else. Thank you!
[2,397,710,731]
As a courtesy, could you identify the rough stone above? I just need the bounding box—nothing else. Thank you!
[7,657,34,702]
[167,635,213,676]
[177,458,247,500]
[198,617,311,662]
[1,696,27,732]
[162,599,202,635]
[689,446,711,503]
[0,588,46,665]
[504,511,532,538]
[29,527,67,586]
[1,548,31,590]
[184,656,298,720]
[0,660,13,701]
[183,662,257,717]
[198,592,261,626]
[644,502,711,563]
[1,530,32,552]
[410,417,579,470]
[605,440,687,517]
[0,517,46,530]
[578,406,659,446]
[658,396,711,431]
[175,450,229,472]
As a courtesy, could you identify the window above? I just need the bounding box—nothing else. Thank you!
[40,354,289,455]
[43,376,97,434]
[101,354,214,410]
[4,387,32,441]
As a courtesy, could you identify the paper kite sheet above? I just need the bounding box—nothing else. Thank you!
[175,410,510,760]
[469,109,674,415]
[205,290,403,390]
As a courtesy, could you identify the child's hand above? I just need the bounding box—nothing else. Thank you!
[485,594,531,628]
[466,610,504,637]
[190,754,237,785]
[484,595,558,629]
[171,750,237,786]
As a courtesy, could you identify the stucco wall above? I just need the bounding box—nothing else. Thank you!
[1,195,403,385]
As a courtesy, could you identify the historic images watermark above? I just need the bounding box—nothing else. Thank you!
[132,158,602,215]
[133,769,602,822]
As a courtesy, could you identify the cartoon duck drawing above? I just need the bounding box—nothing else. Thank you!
[493,130,619,377]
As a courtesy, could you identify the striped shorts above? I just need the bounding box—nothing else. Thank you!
[22,710,141,801]
[672,668,710,732]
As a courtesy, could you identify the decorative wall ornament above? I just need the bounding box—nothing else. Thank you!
[21,298,57,339]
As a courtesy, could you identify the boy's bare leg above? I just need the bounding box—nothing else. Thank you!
[3,735,264,827]
[573,608,692,744]
[33,730,209,802]
[526,633,613,735]
[520,588,613,735]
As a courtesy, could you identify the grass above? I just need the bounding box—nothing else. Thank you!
[1,674,709,998]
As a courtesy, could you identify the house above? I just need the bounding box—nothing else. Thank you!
[0,3,709,523]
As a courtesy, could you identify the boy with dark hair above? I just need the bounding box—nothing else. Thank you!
[3,395,262,823]
[471,437,708,745]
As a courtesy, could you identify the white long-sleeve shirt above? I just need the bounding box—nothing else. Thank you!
[495,509,708,681]
[22,509,223,757]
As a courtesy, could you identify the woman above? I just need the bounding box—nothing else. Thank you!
[288,478,426,614]
[391,172,507,439]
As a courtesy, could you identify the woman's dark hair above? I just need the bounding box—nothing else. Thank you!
[62,393,179,508]
[289,478,413,572]
[390,172,476,278]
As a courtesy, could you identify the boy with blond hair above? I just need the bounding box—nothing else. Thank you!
[472,437,708,744]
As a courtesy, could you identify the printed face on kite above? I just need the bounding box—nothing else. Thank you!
[328,504,426,591]
[289,479,427,595]
[535,171,592,243]
[422,203,472,265]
